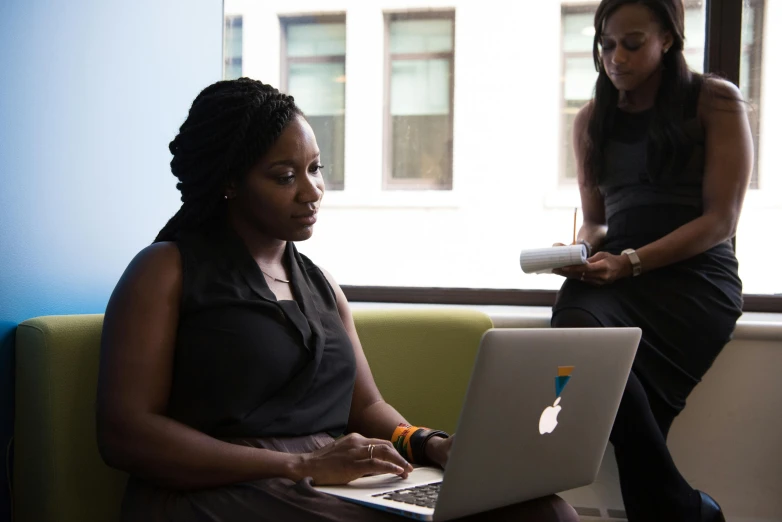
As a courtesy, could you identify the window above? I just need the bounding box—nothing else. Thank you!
[384,12,454,190]
[224,0,781,304]
[224,16,242,80]
[281,16,346,191]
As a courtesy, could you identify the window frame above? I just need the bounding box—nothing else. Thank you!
[383,10,456,191]
[344,0,780,313]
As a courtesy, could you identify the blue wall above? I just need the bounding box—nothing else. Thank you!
[0,1,222,519]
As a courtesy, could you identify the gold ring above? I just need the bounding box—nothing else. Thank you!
[368,444,375,459]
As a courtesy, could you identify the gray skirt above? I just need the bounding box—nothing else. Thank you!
[121,433,575,522]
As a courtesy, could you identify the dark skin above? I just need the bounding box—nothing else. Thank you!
[96,115,452,490]
[554,3,752,285]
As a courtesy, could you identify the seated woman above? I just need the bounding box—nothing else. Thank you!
[551,0,752,521]
[96,78,578,522]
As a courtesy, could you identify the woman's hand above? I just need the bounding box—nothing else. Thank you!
[553,249,633,285]
[551,242,590,281]
[424,435,453,469]
[294,433,413,486]
[580,252,632,285]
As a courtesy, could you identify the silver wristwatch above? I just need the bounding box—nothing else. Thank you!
[621,248,642,277]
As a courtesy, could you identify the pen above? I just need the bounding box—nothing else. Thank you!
[572,207,577,245]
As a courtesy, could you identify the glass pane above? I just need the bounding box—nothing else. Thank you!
[391,115,450,183]
[389,56,451,186]
[563,12,595,53]
[223,15,242,80]
[390,19,453,54]
[737,0,778,294]
[287,23,346,57]
[390,59,450,116]
[287,61,346,190]
[288,62,345,116]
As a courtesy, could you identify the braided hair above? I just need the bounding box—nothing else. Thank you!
[154,78,302,242]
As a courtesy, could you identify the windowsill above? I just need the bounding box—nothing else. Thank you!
[348,301,782,342]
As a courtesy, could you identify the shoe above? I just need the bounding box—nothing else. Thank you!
[698,491,725,522]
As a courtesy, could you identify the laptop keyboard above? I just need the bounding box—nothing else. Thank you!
[371,482,441,509]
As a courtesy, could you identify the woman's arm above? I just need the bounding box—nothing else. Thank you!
[554,102,607,280]
[97,243,302,489]
[632,78,752,272]
[320,269,408,439]
[578,79,752,284]
[575,101,608,250]
[321,270,450,467]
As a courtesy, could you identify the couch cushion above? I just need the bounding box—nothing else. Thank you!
[353,308,493,434]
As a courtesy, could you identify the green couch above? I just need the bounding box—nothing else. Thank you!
[14,308,493,522]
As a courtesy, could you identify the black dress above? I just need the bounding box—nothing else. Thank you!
[121,223,572,522]
[553,85,743,415]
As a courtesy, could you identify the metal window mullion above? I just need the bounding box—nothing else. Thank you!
[705,0,743,84]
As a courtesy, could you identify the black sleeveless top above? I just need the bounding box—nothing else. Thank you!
[599,81,706,223]
[165,223,356,439]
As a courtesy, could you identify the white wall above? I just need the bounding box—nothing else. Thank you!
[225,0,782,295]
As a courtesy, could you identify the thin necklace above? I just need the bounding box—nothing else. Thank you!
[260,269,290,284]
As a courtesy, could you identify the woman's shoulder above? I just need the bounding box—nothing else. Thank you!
[119,242,182,290]
[296,250,333,286]
[697,75,745,116]
[292,247,342,304]
[700,75,742,97]
[106,242,183,314]
[572,100,595,148]
[127,242,181,271]
[574,100,595,129]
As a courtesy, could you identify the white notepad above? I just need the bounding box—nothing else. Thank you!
[520,244,588,274]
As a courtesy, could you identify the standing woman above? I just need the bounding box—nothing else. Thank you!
[551,0,752,521]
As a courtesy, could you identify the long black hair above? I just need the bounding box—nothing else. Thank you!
[585,0,697,185]
[154,78,302,242]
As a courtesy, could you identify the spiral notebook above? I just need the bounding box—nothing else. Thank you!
[520,244,587,274]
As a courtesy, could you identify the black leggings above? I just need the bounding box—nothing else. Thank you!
[551,308,701,522]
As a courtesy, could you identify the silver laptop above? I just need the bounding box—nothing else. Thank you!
[314,327,641,521]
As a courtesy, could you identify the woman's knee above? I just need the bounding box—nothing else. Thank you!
[469,495,579,522]
[519,495,580,522]
[551,308,602,328]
